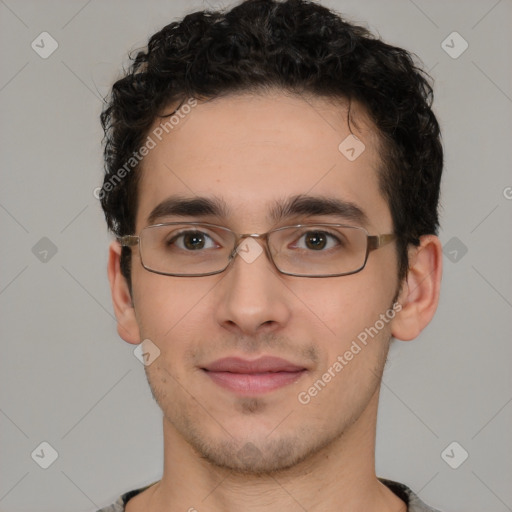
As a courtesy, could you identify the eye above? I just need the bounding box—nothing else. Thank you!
[168,230,219,251]
[294,230,341,251]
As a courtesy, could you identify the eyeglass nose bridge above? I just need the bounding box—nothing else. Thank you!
[228,232,276,266]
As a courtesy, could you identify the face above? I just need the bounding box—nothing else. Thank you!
[126,91,401,473]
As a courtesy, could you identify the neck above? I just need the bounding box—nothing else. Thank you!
[143,387,405,512]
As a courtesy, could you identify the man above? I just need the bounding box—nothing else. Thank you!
[98,0,443,510]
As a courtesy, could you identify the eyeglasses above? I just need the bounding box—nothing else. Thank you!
[118,222,396,278]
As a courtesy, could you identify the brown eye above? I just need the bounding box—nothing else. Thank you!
[183,232,207,250]
[304,231,328,250]
[168,231,217,251]
[293,230,340,251]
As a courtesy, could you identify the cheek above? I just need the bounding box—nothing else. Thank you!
[294,281,394,414]
[133,272,212,339]
[132,275,223,387]
[290,273,397,398]
[291,272,394,337]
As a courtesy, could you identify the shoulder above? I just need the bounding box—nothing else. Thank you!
[96,483,157,512]
[96,495,124,512]
[98,479,442,512]
[379,477,443,512]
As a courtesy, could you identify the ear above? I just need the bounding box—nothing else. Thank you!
[391,235,443,341]
[107,240,141,344]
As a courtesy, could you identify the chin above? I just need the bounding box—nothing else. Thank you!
[178,414,344,476]
[197,437,308,475]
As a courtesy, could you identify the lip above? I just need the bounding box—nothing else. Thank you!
[204,356,306,373]
[202,356,308,395]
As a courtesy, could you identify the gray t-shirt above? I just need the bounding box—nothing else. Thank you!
[96,478,442,511]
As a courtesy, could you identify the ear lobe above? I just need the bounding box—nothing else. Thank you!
[107,240,141,345]
[391,235,443,341]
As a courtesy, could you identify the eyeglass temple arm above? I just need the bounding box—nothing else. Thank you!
[117,235,139,247]
[367,233,396,252]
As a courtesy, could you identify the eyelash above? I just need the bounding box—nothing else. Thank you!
[168,229,343,251]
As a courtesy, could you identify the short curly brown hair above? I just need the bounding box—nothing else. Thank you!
[100,0,443,290]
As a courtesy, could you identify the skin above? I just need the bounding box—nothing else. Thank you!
[108,90,442,512]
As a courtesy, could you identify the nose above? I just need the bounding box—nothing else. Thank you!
[214,236,292,336]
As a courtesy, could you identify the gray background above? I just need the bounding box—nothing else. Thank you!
[1,0,511,511]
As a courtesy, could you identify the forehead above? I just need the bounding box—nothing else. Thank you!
[136,91,391,232]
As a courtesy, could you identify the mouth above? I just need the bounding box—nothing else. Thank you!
[201,356,308,395]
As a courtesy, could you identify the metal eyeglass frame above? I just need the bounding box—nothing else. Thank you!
[118,221,396,278]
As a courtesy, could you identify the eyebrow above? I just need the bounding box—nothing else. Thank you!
[146,194,369,227]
